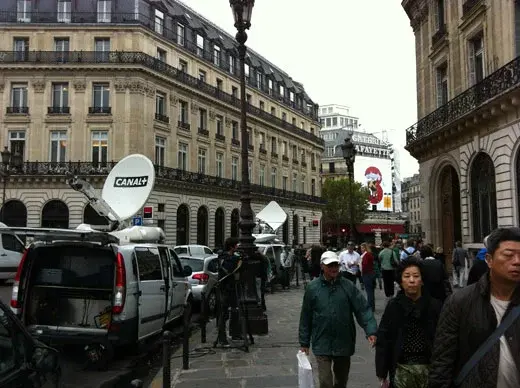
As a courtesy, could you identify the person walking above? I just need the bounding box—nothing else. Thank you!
[280,246,292,290]
[420,245,452,303]
[360,243,376,312]
[375,258,443,388]
[299,251,377,388]
[338,241,361,285]
[452,241,470,288]
[429,227,520,388]
[379,241,399,300]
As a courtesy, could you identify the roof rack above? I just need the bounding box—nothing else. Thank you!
[0,227,119,245]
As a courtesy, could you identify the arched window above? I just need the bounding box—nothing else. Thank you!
[470,153,497,242]
[176,204,189,245]
[214,208,225,250]
[0,200,27,227]
[197,206,209,246]
[42,200,69,229]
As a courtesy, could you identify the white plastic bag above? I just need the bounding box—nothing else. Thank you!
[297,351,315,388]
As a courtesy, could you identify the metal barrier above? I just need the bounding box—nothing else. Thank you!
[162,331,173,388]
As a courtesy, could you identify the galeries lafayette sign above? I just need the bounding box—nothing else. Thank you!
[352,135,390,157]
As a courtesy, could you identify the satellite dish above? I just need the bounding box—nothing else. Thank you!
[101,154,155,221]
[255,201,287,232]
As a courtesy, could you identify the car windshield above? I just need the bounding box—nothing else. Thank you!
[180,258,204,272]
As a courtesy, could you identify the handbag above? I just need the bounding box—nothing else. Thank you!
[297,351,315,388]
[454,304,520,386]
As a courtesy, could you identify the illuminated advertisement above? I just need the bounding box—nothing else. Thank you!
[354,156,393,212]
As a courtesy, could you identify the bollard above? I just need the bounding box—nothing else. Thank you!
[200,291,207,344]
[182,303,191,370]
[130,379,143,387]
[162,331,173,388]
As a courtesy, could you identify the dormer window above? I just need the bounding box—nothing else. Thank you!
[97,0,111,23]
[279,84,285,97]
[289,91,294,102]
[154,9,164,35]
[196,34,204,57]
[268,79,273,95]
[213,45,221,66]
[229,54,235,74]
[17,0,31,22]
[177,23,185,46]
[245,63,250,78]
[256,71,263,88]
[57,0,71,23]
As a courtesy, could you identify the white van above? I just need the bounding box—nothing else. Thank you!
[0,225,26,284]
[8,227,192,353]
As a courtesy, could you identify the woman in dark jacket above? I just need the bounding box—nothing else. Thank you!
[375,258,443,388]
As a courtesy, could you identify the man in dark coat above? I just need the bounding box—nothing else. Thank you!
[429,227,520,388]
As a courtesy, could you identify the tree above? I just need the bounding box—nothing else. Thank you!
[322,178,370,235]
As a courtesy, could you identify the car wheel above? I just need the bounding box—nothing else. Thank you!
[206,290,217,316]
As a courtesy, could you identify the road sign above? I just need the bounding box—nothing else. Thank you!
[132,216,143,226]
[143,206,153,219]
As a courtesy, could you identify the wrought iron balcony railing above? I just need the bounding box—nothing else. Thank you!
[155,113,169,123]
[177,121,190,131]
[0,50,324,147]
[215,133,225,142]
[198,128,209,137]
[6,161,324,204]
[231,138,240,146]
[0,11,320,124]
[6,106,29,114]
[89,106,111,114]
[406,53,520,147]
[48,106,70,114]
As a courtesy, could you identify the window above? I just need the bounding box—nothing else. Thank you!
[279,84,285,96]
[97,0,111,23]
[17,0,31,22]
[198,70,206,82]
[259,133,265,149]
[179,100,188,123]
[469,35,484,86]
[155,136,165,166]
[157,48,166,62]
[271,107,276,116]
[244,63,250,78]
[93,83,110,108]
[268,79,273,95]
[94,38,110,61]
[271,137,277,153]
[216,115,224,135]
[256,72,263,89]
[259,165,265,186]
[135,248,163,281]
[246,94,252,103]
[436,63,448,107]
[216,78,223,90]
[176,23,185,46]
[326,118,331,127]
[9,131,25,160]
[301,178,305,193]
[232,121,239,139]
[91,131,108,166]
[301,149,306,163]
[311,179,316,196]
[155,9,164,34]
[2,234,24,253]
[216,152,223,177]
[11,83,28,109]
[292,173,297,191]
[247,128,253,147]
[198,148,207,174]
[231,157,238,180]
[271,167,277,187]
[50,131,67,162]
[156,92,166,115]
[232,86,238,98]
[52,83,68,107]
[213,45,221,66]
[282,176,288,191]
[199,108,207,130]
[56,0,71,23]
[259,101,265,110]
[229,55,235,74]
[13,38,28,61]
[311,153,315,167]
[292,145,298,159]
[179,59,187,72]
[196,34,204,57]
[289,91,294,102]
[178,143,188,170]
[435,0,445,31]
[282,113,287,121]
[54,37,69,52]
[282,141,288,156]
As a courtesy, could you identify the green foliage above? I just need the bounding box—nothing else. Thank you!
[322,178,370,226]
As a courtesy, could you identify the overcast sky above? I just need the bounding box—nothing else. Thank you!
[179,0,419,178]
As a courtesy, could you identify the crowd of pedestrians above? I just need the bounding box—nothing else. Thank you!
[298,227,520,388]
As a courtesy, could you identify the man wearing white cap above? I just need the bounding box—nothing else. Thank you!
[299,250,378,388]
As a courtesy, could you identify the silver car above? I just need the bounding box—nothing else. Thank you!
[178,255,219,314]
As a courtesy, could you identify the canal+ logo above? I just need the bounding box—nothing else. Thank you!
[113,176,149,188]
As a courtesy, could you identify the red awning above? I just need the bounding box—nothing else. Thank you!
[356,224,404,234]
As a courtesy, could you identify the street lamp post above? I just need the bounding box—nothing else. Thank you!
[0,146,22,223]
[341,136,357,243]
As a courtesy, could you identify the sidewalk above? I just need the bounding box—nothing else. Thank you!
[148,280,386,388]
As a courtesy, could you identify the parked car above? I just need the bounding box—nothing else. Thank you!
[0,223,26,284]
[0,299,61,387]
[173,244,215,258]
[178,255,219,314]
[7,226,193,364]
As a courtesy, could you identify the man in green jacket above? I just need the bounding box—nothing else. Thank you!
[299,251,377,388]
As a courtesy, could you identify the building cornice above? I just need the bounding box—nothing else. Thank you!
[402,0,429,32]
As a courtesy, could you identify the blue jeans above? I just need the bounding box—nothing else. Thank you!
[362,273,376,311]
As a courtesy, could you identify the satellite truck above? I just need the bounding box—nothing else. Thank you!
[5,154,193,368]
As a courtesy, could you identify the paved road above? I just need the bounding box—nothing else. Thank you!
[149,278,387,388]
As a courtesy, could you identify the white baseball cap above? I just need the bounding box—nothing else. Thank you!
[321,251,340,265]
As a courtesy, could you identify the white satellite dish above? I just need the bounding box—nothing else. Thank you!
[101,154,155,221]
[255,201,287,232]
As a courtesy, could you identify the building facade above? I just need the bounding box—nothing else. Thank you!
[401,173,422,238]
[0,0,324,248]
[402,0,520,254]
[319,109,404,243]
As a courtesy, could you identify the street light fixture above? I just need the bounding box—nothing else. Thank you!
[0,146,22,223]
[341,136,357,244]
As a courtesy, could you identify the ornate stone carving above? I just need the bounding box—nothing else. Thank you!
[73,80,87,92]
[190,102,199,114]
[32,80,46,93]
[209,110,216,121]
[128,80,145,94]
[169,95,178,106]
[145,85,155,98]
[225,118,232,128]
[114,79,128,93]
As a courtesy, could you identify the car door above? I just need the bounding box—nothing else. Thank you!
[169,249,188,319]
[0,233,24,282]
[157,246,174,325]
[134,247,166,339]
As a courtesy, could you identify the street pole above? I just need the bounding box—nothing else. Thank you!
[348,163,354,244]
[0,146,12,224]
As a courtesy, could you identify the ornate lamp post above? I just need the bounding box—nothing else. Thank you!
[0,146,22,223]
[341,136,357,243]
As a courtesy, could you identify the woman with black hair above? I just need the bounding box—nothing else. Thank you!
[375,258,443,388]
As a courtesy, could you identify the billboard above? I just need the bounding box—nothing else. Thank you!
[354,156,393,212]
